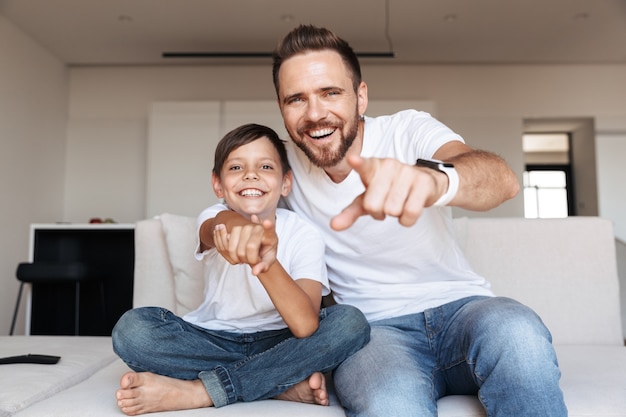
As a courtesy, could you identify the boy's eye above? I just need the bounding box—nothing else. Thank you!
[262,164,273,170]
[228,165,242,171]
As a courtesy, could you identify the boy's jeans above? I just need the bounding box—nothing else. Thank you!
[112,304,369,407]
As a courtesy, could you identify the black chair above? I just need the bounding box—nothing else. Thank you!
[9,262,106,335]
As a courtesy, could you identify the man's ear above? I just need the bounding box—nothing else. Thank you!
[211,172,224,198]
[281,171,293,197]
[357,81,368,116]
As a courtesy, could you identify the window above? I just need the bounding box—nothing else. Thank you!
[522,133,574,218]
[523,167,571,218]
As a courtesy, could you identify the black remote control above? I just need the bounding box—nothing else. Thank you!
[0,354,61,365]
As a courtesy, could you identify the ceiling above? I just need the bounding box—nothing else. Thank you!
[1,0,625,67]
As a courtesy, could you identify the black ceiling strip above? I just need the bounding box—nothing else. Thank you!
[162,51,394,59]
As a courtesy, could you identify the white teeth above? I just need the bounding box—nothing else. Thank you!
[310,128,335,138]
[240,189,263,197]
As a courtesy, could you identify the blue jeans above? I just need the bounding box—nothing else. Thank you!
[333,296,567,417]
[112,304,369,407]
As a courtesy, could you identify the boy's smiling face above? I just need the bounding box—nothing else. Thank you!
[212,136,292,221]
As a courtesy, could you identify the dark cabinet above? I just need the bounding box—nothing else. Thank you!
[27,224,134,336]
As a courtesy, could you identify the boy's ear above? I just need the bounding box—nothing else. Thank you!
[211,172,224,198]
[281,171,293,197]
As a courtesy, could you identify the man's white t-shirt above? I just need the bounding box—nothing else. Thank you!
[284,110,493,322]
[183,204,330,332]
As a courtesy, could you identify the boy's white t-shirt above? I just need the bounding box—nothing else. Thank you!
[284,110,494,322]
[183,204,329,333]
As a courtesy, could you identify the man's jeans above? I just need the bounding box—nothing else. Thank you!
[334,296,567,417]
[112,304,369,407]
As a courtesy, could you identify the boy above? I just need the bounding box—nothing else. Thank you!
[112,123,369,415]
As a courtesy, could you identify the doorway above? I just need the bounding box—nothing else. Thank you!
[522,118,598,218]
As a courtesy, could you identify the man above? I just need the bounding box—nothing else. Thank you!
[269,24,567,417]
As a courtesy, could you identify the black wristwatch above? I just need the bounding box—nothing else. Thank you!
[415,158,454,171]
[414,159,459,207]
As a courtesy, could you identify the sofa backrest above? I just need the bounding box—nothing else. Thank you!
[454,216,623,346]
[134,214,623,346]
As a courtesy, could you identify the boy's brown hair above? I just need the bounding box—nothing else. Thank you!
[213,123,290,178]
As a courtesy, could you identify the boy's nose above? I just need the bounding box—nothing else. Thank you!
[244,170,259,180]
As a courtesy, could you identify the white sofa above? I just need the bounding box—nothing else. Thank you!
[3,215,626,416]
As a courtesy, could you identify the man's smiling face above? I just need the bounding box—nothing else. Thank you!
[277,50,366,169]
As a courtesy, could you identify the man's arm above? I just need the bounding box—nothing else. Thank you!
[330,141,519,230]
[433,140,520,211]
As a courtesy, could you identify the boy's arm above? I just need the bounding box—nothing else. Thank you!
[198,210,249,253]
[257,262,322,338]
[211,215,322,338]
[211,214,279,275]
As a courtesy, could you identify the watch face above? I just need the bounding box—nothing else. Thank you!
[415,158,453,171]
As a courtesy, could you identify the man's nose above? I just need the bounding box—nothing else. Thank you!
[305,97,327,121]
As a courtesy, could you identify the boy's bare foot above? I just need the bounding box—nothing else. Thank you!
[275,372,329,406]
[115,371,213,415]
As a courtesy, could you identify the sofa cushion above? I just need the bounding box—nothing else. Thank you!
[15,359,349,417]
[132,218,177,310]
[556,345,626,415]
[14,345,626,417]
[160,213,204,315]
[0,336,115,416]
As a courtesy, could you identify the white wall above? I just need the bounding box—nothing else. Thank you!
[142,99,435,219]
[2,20,625,334]
[616,239,626,340]
[65,63,626,226]
[597,133,626,242]
[0,15,68,334]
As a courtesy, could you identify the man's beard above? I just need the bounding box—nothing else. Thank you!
[289,113,360,169]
